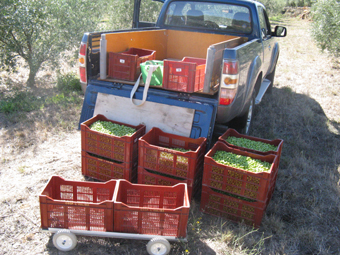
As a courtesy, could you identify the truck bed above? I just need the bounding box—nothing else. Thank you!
[88,29,247,93]
[104,29,241,59]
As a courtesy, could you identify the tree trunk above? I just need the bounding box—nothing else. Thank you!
[27,69,37,88]
[26,61,41,88]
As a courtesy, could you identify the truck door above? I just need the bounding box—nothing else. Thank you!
[257,6,274,76]
[133,0,164,28]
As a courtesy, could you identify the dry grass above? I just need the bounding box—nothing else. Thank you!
[0,17,339,254]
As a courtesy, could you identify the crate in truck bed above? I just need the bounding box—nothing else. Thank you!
[163,57,206,93]
[81,114,146,163]
[138,127,207,180]
[39,176,117,232]
[200,185,267,227]
[203,142,278,203]
[113,180,190,237]
[82,151,137,182]
[108,48,156,81]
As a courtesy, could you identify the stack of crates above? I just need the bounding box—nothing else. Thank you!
[81,114,146,182]
[200,129,283,227]
[107,48,156,81]
[138,127,207,200]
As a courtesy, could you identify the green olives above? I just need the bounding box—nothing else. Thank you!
[90,120,136,137]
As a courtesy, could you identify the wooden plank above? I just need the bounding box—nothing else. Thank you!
[93,93,195,137]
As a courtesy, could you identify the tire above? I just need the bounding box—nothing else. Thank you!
[52,229,77,252]
[227,92,255,135]
[146,237,171,255]
[266,65,276,94]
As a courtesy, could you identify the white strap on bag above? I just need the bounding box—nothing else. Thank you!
[130,65,159,107]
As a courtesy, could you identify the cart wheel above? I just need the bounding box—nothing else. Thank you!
[52,229,77,251]
[146,237,171,255]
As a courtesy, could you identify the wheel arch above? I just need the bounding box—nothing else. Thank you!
[243,56,262,115]
[267,42,280,75]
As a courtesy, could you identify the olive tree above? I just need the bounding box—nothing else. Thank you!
[0,0,105,87]
[311,0,340,57]
[101,0,163,31]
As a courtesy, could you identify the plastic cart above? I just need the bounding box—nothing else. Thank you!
[40,176,189,254]
[47,228,186,254]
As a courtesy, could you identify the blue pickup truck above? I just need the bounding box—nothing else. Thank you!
[78,0,286,147]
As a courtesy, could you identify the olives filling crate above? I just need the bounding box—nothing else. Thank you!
[218,128,283,165]
[39,176,117,232]
[81,114,145,182]
[137,127,206,199]
[203,141,279,204]
[138,127,207,181]
[81,114,146,163]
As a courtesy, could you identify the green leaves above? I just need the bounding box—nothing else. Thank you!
[311,0,340,57]
[212,150,271,173]
[90,120,136,137]
[0,0,108,86]
[56,72,81,93]
[225,136,278,152]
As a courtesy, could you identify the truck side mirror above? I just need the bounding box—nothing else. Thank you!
[274,26,287,37]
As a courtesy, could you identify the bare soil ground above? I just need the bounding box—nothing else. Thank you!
[0,18,339,254]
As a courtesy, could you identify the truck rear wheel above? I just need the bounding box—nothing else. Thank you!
[266,66,276,94]
[227,92,255,135]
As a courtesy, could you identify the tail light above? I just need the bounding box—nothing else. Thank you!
[219,60,239,105]
[79,42,87,83]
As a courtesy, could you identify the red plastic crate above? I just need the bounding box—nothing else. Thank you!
[82,151,138,182]
[81,114,146,163]
[163,57,206,92]
[138,127,207,180]
[39,176,117,232]
[218,128,283,165]
[108,48,156,81]
[113,180,190,238]
[203,142,278,203]
[200,185,266,227]
[137,166,194,200]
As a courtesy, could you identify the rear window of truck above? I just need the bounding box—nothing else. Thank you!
[164,1,252,34]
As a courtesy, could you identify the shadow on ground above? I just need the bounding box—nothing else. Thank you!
[249,86,340,254]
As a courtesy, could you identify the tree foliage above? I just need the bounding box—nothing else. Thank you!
[99,0,163,31]
[257,0,287,15]
[140,0,163,23]
[257,0,312,15]
[0,0,105,87]
[311,0,340,57]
